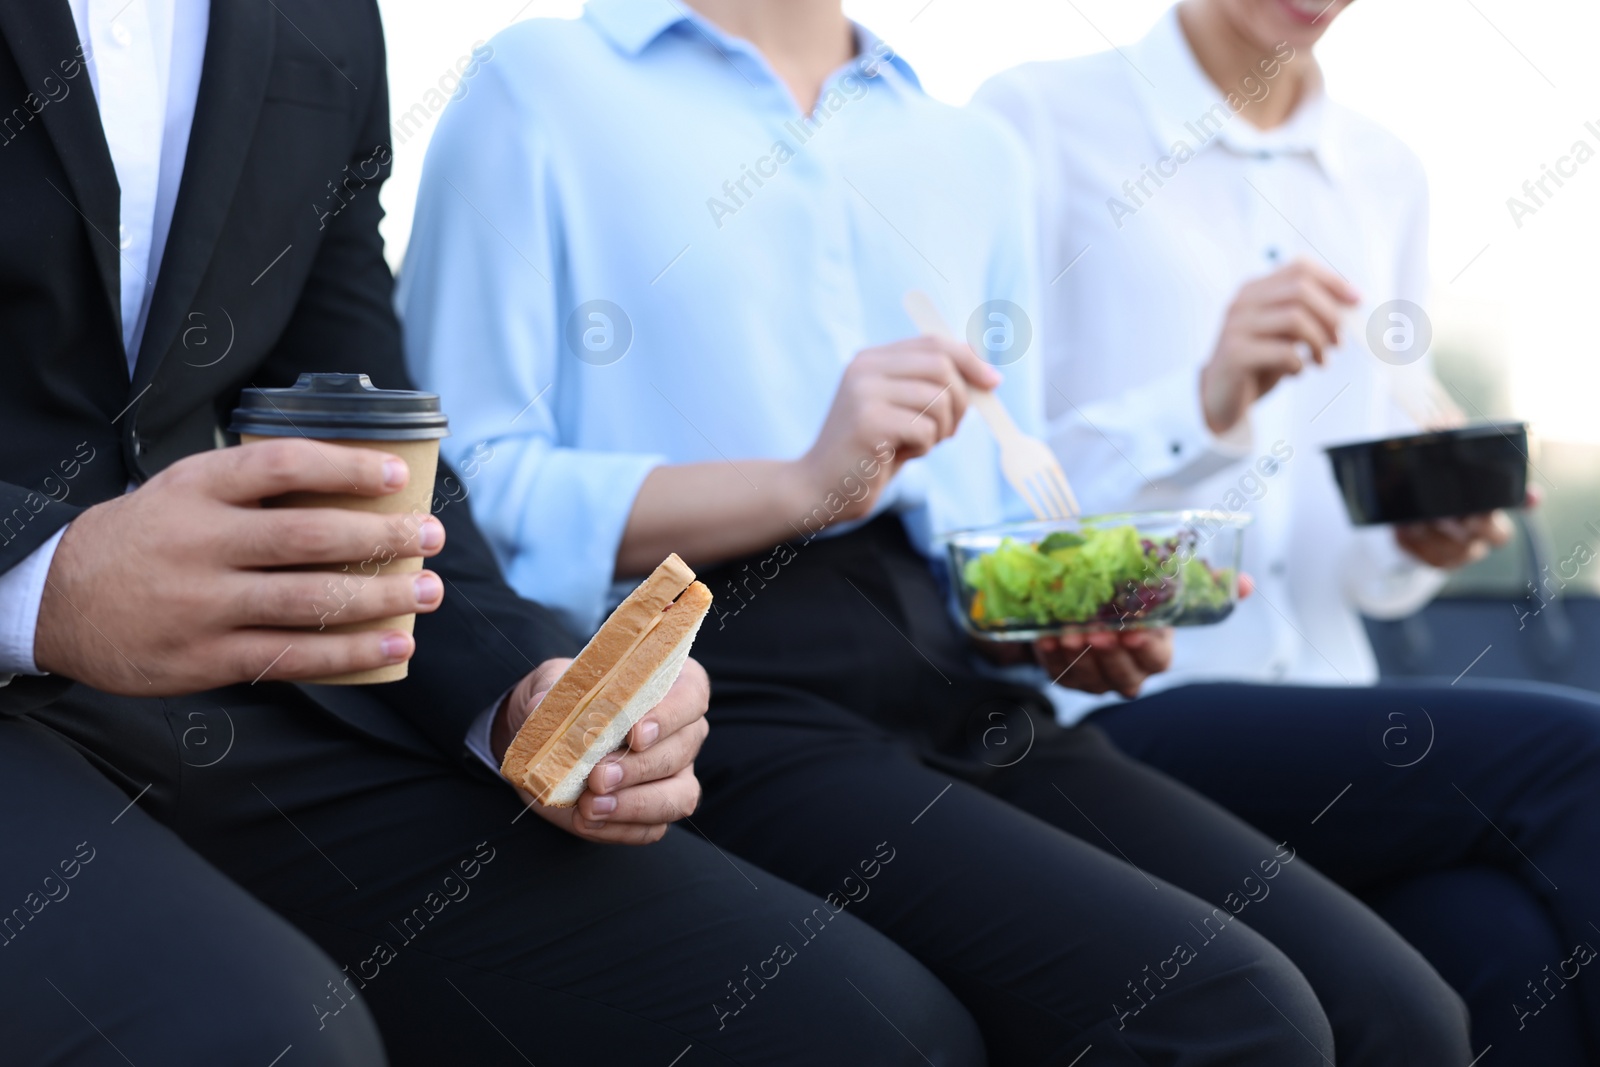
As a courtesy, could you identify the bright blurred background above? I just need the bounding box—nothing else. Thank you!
[375,0,1600,594]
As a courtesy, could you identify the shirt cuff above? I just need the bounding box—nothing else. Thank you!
[465,699,502,774]
[0,525,68,678]
[1139,370,1255,486]
[499,449,666,636]
[464,692,511,775]
[1052,368,1255,508]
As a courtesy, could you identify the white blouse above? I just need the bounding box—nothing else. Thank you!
[975,7,1447,722]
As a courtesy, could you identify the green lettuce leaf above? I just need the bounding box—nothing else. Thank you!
[963,525,1156,627]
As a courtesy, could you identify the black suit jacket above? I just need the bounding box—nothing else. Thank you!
[0,0,577,756]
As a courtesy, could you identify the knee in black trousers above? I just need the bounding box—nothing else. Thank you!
[0,719,387,1067]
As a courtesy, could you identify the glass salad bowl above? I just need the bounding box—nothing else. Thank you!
[942,510,1251,641]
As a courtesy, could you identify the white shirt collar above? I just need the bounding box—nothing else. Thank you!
[1126,6,1348,185]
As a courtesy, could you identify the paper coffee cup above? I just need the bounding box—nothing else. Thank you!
[230,373,449,685]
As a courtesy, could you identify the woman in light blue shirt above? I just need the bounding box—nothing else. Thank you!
[400,1,1472,1062]
[397,8,1038,640]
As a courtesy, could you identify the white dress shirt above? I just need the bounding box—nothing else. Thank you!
[974,6,1447,723]
[0,0,207,678]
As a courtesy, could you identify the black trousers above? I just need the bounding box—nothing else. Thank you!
[0,684,985,1066]
[1098,680,1600,1064]
[692,516,1483,1065]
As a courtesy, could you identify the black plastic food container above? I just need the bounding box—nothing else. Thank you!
[1324,421,1528,526]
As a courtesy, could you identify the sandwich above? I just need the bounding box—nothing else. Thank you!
[500,553,714,806]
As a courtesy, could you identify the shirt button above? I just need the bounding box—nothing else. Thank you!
[1170,441,1182,455]
[1265,246,1280,262]
[1270,560,1287,576]
[111,22,132,46]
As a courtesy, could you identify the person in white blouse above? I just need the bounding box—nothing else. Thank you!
[975,2,1514,707]
[976,0,1600,1061]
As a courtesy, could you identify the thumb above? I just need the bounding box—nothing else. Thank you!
[495,683,552,767]
[504,684,553,740]
[938,334,1003,390]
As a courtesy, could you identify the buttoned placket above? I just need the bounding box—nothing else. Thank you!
[1238,143,1303,679]
[85,0,167,367]
[709,22,879,419]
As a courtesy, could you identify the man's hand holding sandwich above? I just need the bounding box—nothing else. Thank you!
[493,657,709,845]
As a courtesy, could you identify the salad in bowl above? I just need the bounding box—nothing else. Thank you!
[943,511,1249,641]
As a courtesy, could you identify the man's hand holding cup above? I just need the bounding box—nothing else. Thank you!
[35,438,446,694]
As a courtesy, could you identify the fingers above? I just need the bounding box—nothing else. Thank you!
[1274,257,1360,308]
[1235,260,1357,365]
[1267,268,1350,345]
[1241,340,1305,379]
[1238,572,1256,599]
[627,658,710,752]
[859,344,958,386]
[845,338,1004,460]
[1251,305,1335,364]
[1393,523,1433,564]
[1480,510,1515,548]
[1092,646,1147,699]
[935,334,1004,390]
[863,337,998,396]
[1126,628,1174,675]
[599,715,707,797]
[1037,629,1166,698]
[225,628,414,684]
[523,659,574,703]
[1058,652,1110,694]
[198,439,410,504]
[866,401,940,460]
[571,657,711,829]
[492,657,573,764]
[862,347,969,422]
[1437,512,1511,559]
[879,378,964,442]
[1395,517,1501,570]
[233,568,443,628]
[529,799,669,846]
[574,764,701,842]
[228,508,444,568]
[1088,629,1167,698]
[1036,633,1109,692]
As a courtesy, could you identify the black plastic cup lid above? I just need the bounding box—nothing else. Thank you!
[229,373,449,441]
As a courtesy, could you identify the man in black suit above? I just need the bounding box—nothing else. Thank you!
[0,2,982,1064]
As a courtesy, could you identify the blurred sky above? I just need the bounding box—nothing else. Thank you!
[375,0,1600,442]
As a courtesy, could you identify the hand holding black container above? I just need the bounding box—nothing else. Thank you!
[1324,421,1528,527]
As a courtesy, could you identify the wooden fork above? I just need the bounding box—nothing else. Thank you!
[903,290,1080,520]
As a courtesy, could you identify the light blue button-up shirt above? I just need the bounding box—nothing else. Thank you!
[398,0,1043,636]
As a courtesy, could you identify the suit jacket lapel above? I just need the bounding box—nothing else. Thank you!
[0,1,123,358]
[131,0,275,396]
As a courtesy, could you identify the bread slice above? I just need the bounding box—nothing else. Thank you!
[500,554,713,806]
[522,581,712,805]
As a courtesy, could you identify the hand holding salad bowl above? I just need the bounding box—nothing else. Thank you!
[946,510,1254,699]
